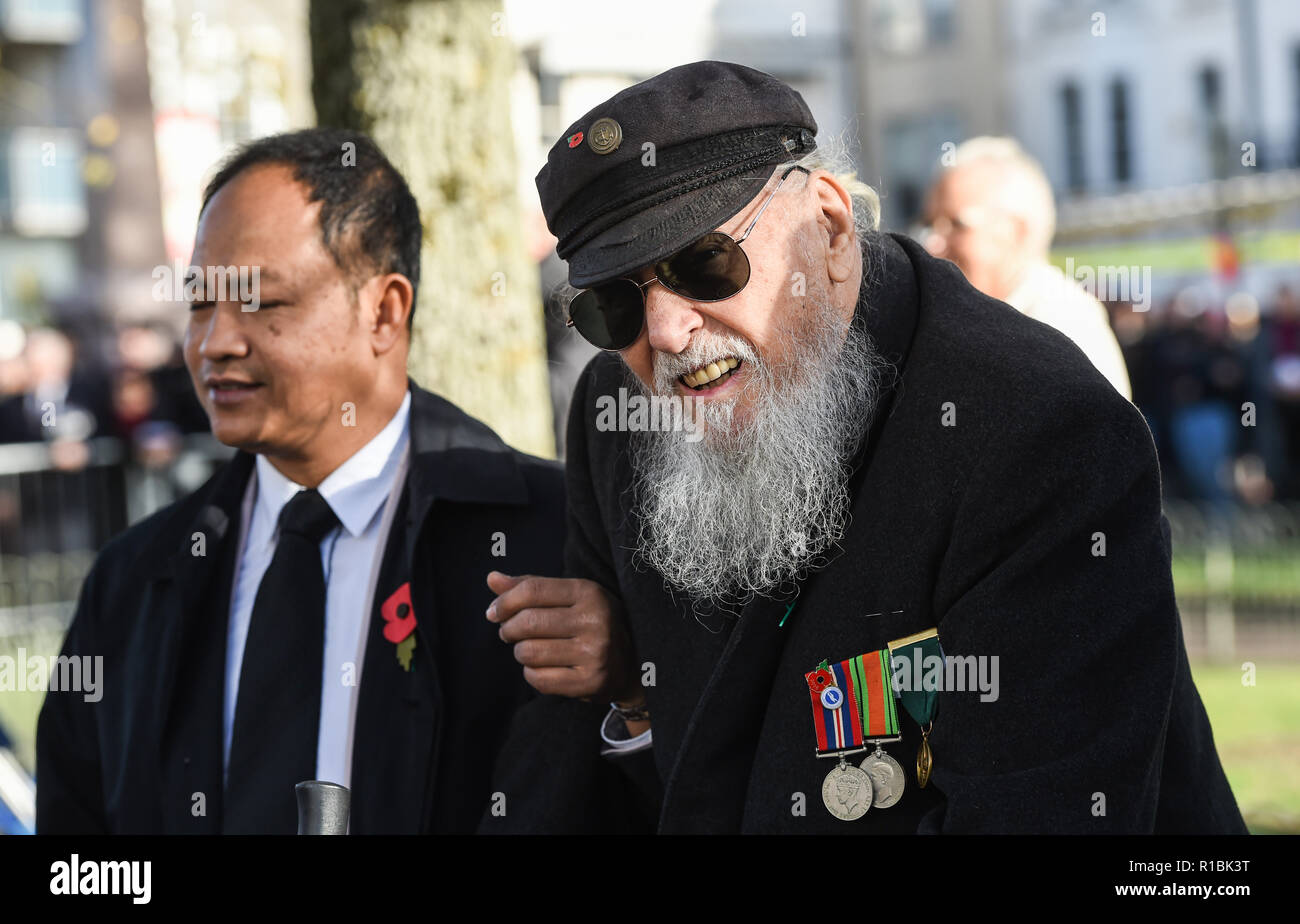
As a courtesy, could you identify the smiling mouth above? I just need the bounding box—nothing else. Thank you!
[210,381,259,389]
[679,356,741,391]
[206,379,263,400]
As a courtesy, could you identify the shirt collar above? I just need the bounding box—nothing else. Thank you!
[254,389,412,539]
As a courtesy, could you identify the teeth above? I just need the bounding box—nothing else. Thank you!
[681,356,741,388]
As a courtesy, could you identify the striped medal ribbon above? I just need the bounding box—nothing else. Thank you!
[805,650,903,820]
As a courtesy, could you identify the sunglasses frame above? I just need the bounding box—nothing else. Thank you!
[566,163,812,351]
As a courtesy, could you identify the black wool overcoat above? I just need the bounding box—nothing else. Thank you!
[37,382,565,834]
[486,232,1248,835]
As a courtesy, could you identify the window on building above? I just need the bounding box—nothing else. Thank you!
[873,0,956,53]
[1060,81,1086,193]
[1292,46,1300,165]
[882,110,962,226]
[0,0,84,44]
[4,129,87,237]
[925,0,955,43]
[1109,78,1132,185]
[1198,64,1221,115]
[1198,64,1229,178]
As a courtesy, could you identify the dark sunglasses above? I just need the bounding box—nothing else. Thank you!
[565,164,811,351]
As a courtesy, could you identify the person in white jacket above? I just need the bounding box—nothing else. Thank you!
[922,137,1132,400]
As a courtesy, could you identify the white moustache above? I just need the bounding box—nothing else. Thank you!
[652,334,760,394]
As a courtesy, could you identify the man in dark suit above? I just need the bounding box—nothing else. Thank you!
[36,128,585,833]
[485,62,1247,834]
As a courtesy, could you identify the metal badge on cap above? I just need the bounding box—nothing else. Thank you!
[587,117,622,154]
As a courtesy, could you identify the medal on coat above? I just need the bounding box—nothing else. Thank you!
[805,650,904,818]
[861,745,905,808]
[821,758,873,821]
[887,628,944,788]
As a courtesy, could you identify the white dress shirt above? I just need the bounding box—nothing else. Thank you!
[222,390,412,790]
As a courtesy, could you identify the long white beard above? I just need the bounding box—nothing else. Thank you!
[628,296,886,605]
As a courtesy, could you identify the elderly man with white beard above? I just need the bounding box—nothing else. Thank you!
[481,62,1245,835]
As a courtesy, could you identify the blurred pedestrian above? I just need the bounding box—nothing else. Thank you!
[0,327,108,448]
[922,137,1132,399]
[1265,285,1300,497]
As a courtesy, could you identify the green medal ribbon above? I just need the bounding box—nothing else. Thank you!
[887,628,943,726]
[887,628,944,788]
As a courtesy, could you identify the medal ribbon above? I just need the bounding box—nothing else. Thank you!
[805,649,898,756]
[886,629,944,728]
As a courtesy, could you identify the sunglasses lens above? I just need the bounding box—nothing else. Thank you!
[569,280,645,350]
[657,232,750,301]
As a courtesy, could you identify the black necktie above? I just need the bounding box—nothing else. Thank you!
[224,488,339,834]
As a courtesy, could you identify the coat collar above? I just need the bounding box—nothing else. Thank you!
[143,380,533,582]
[405,380,532,507]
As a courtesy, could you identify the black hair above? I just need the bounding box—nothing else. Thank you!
[200,127,422,327]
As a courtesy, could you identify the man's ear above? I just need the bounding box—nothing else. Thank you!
[811,171,857,284]
[367,273,413,355]
[1007,212,1034,253]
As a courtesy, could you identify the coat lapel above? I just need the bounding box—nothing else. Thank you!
[656,234,922,832]
[348,482,441,833]
[154,451,254,834]
[349,383,532,832]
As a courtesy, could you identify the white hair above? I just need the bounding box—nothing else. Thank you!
[794,133,882,244]
[945,136,1057,255]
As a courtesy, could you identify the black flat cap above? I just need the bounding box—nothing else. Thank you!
[536,60,817,288]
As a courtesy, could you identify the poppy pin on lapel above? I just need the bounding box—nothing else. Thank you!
[381,582,417,671]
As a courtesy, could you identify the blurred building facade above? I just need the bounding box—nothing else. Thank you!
[1006,0,1300,194]
[852,0,1005,228]
[1006,0,1300,302]
[854,0,1300,302]
[0,0,312,330]
[507,0,861,224]
[0,0,165,328]
[140,0,313,270]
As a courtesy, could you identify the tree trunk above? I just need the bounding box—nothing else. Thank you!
[310,0,554,457]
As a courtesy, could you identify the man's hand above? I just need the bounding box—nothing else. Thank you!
[485,572,642,708]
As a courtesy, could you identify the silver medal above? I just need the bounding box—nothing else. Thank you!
[860,746,905,809]
[821,759,873,821]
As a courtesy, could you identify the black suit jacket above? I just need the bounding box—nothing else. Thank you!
[36,382,564,833]
[488,232,1248,834]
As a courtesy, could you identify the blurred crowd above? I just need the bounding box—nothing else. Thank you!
[1115,283,1300,507]
[0,320,213,556]
[0,320,207,468]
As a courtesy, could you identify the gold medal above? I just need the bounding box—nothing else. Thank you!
[917,721,933,788]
